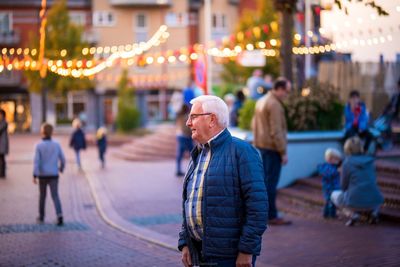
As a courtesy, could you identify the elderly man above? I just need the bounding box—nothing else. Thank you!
[178,95,268,267]
[252,78,291,225]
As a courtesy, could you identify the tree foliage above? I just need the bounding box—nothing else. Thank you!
[334,0,388,16]
[24,0,92,95]
[220,0,280,93]
[116,69,140,132]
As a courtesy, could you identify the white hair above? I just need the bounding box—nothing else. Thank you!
[325,148,342,162]
[190,95,229,128]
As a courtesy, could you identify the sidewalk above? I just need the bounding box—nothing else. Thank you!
[0,134,180,266]
[1,134,400,266]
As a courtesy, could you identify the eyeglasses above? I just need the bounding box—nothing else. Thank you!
[188,113,212,121]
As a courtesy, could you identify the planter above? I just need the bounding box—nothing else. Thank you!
[229,128,344,188]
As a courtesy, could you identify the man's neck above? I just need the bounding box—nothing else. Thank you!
[203,127,225,145]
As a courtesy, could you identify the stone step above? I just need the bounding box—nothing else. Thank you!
[279,183,400,221]
[297,175,400,193]
[376,160,400,176]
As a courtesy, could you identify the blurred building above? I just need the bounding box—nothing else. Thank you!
[92,0,239,126]
[0,0,240,132]
[0,0,93,133]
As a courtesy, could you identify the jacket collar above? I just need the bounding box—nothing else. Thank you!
[190,128,230,160]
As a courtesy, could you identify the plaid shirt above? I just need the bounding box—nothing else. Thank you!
[184,144,211,241]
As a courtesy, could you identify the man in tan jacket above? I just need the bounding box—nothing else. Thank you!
[252,78,292,225]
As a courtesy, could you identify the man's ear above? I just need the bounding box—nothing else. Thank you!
[209,114,217,128]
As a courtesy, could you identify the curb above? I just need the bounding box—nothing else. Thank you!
[83,170,179,252]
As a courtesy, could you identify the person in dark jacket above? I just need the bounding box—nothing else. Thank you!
[0,109,9,178]
[96,127,107,169]
[344,90,372,151]
[178,95,268,267]
[33,123,66,226]
[175,104,193,176]
[317,148,342,218]
[69,119,86,170]
[331,136,384,226]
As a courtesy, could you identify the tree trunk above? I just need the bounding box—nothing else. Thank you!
[280,9,294,82]
[41,87,47,123]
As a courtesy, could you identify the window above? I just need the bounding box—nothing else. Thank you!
[93,11,115,27]
[165,12,188,27]
[212,13,227,30]
[135,14,148,42]
[212,13,228,40]
[70,12,86,26]
[0,13,12,33]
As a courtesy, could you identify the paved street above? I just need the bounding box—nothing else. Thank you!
[1,134,400,267]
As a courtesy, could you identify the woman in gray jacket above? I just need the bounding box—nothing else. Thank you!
[331,136,384,226]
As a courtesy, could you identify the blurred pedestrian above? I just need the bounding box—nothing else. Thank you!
[344,90,372,152]
[183,80,196,107]
[69,118,86,170]
[317,148,342,219]
[179,95,267,267]
[96,127,107,169]
[0,109,9,178]
[230,90,246,127]
[246,69,271,100]
[33,123,65,226]
[175,104,193,177]
[331,136,384,226]
[252,78,292,225]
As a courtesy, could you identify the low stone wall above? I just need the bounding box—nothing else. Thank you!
[230,128,343,188]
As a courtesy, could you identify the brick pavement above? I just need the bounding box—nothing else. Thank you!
[0,134,180,267]
[1,134,400,267]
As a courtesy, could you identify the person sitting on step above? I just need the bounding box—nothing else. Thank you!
[331,137,384,226]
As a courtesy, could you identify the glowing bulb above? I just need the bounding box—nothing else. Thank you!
[307,31,313,37]
[270,39,277,46]
[96,47,103,54]
[24,48,29,55]
[9,48,15,55]
[179,54,187,62]
[234,46,242,53]
[60,49,67,57]
[294,34,301,41]
[168,56,176,63]
[17,48,22,55]
[157,56,165,64]
[82,48,89,55]
[258,41,266,49]
[246,44,254,51]
[146,57,154,64]
[190,53,198,60]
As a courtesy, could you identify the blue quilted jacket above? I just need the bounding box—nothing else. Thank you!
[178,129,268,260]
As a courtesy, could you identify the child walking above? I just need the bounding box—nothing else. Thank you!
[70,118,86,170]
[33,123,66,226]
[317,148,342,218]
[96,127,107,169]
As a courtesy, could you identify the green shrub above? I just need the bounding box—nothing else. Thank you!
[116,104,140,132]
[238,99,256,130]
[116,69,141,132]
[285,83,344,131]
